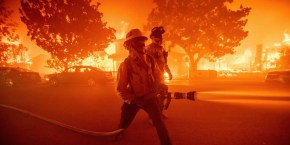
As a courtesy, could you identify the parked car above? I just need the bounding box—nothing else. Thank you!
[44,66,113,86]
[265,70,290,84]
[0,67,41,87]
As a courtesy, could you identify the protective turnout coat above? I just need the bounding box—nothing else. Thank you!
[116,54,164,104]
[146,43,171,79]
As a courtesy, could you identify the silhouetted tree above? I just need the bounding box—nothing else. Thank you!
[0,0,29,66]
[19,0,115,71]
[146,0,251,72]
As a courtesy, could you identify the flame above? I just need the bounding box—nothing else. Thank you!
[283,33,290,45]
[233,49,252,65]
[115,21,128,39]
[267,51,281,61]
[1,38,32,68]
[164,72,170,83]
[274,43,281,47]
[82,56,96,66]
[81,21,128,72]
[104,43,116,55]
[2,39,20,46]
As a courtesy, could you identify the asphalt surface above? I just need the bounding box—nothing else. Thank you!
[1,80,290,145]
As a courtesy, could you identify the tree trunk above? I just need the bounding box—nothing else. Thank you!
[188,55,198,79]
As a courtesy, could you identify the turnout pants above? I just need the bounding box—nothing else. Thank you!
[119,97,172,145]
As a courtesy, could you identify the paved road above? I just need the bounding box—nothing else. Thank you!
[1,81,290,145]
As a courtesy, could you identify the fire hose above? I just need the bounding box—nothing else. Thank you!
[0,103,124,137]
[0,91,195,137]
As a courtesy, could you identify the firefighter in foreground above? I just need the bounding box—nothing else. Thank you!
[116,28,172,145]
[146,26,172,119]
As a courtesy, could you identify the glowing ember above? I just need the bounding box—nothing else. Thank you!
[283,33,290,45]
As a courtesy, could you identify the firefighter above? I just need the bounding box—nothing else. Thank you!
[146,26,172,119]
[115,28,172,145]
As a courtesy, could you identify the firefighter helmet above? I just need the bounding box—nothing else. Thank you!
[150,26,165,39]
[125,29,147,43]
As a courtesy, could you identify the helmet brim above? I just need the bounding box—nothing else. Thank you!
[125,36,147,42]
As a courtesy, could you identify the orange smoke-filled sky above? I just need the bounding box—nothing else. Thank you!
[4,0,290,58]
